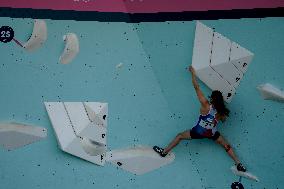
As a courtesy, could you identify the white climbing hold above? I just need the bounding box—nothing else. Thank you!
[0,122,47,150]
[23,19,47,52]
[106,145,175,175]
[44,101,108,166]
[257,83,284,102]
[231,166,259,182]
[116,63,123,69]
[59,33,79,64]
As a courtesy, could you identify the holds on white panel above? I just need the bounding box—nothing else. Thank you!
[84,102,108,127]
[230,42,254,73]
[257,83,284,102]
[44,102,106,166]
[81,138,106,156]
[0,122,47,150]
[210,32,244,88]
[23,19,47,52]
[106,146,175,175]
[59,33,79,64]
[192,21,214,70]
[192,21,254,103]
[221,84,236,103]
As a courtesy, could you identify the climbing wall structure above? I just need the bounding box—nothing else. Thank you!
[192,21,254,103]
[44,102,108,166]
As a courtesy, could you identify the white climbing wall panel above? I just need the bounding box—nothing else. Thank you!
[192,21,213,70]
[230,42,254,73]
[192,21,254,103]
[0,123,47,150]
[106,146,175,175]
[44,101,108,166]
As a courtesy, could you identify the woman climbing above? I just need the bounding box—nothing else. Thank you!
[153,66,246,172]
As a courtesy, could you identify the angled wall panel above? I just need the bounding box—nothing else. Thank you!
[106,146,175,175]
[44,102,107,166]
[192,21,254,103]
[192,21,213,70]
[230,42,254,73]
[210,32,244,88]
[0,123,47,150]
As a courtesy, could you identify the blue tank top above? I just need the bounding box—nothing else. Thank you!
[192,105,218,137]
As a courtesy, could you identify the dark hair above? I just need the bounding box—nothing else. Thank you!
[210,90,230,118]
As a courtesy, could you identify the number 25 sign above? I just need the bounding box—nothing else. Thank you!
[0,26,15,43]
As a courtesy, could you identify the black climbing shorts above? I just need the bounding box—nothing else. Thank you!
[189,130,220,141]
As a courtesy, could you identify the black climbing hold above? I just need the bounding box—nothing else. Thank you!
[102,134,105,138]
[242,63,247,67]
[0,26,14,43]
[231,182,244,189]
[117,162,122,166]
[103,115,106,120]
[236,77,240,82]
[227,93,232,97]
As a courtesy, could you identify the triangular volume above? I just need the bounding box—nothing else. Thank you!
[192,21,214,70]
[84,102,108,127]
[44,102,106,166]
[230,42,254,73]
[0,123,47,150]
[257,83,284,102]
[106,146,175,175]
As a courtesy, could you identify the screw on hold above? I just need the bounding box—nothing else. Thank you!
[236,77,240,82]
[101,155,104,161]
[243,63,247,67]
[227,93,232,98]
[102,134,105,138]
[117,162,122,166]
[103,115,106,120]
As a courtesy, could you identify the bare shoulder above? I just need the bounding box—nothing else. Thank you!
[200,101,210,115]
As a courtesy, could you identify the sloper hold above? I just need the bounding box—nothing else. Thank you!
[23,19,47,52]
[231,166,259,182]
[0,123,47,150]
[59,33,79,64]
[257,83,284,102]
[44,102,107,166]
[106,146,175,175]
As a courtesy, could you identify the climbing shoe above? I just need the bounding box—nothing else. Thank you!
[237,163,246,172]
[153,146,167,157]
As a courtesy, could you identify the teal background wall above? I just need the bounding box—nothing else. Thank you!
[0,17,283,189]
